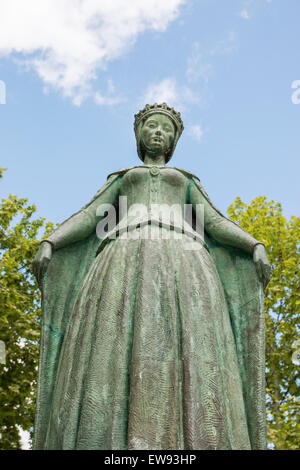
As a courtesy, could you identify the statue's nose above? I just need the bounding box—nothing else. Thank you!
[155,127,162,135]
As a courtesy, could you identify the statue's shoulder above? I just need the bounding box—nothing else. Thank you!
[107,166,141,179]
[107,165,201,181]
[168,166,200,181]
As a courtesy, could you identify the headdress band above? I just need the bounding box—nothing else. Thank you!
[134,102,184,135]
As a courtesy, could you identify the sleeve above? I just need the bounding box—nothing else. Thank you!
[43,176,120,250]
[189,178,262,255]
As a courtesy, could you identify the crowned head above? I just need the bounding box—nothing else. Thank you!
[134,103,184,163]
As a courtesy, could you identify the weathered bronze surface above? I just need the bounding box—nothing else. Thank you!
[32,103,271,450]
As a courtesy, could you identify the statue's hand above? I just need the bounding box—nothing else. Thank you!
[32,241,52,286]
[253,244,272,289]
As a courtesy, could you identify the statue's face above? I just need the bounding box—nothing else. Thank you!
[141,114,175,156]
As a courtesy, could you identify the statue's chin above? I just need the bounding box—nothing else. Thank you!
[147,145,165,155]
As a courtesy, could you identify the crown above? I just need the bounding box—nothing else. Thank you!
[134,102,184,135]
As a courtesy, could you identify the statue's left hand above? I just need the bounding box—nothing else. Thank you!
[32,241,52,286]
[253,244,272,289]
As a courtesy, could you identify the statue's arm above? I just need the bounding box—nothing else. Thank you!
[189,180,259,253]
[33,176,120,283]
[44,177,120,249]
[189,179,271,286]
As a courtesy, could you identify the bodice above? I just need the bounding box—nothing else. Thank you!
[97,165,206,252]
[120,166,190,209]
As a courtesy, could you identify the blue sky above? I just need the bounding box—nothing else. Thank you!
[0,0,299,228]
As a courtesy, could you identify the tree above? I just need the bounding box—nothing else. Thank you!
[227,196,300,450]
[0,167,54,449]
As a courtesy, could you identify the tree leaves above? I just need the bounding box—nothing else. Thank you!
[228,196,300,450]
[0,189,54,450]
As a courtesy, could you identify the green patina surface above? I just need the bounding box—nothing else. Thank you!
[32,103,270,450]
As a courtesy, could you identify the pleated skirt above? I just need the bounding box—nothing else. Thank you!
[45,226,251,450]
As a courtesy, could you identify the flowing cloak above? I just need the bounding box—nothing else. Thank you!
[33,166,267,450]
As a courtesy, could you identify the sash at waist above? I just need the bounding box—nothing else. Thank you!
[96,215,208,256]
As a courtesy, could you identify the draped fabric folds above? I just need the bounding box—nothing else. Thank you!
[33,169,266,450]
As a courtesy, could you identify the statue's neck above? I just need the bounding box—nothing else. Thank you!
[143,153,166,166]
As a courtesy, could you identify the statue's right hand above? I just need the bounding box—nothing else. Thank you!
[32,241,53,285]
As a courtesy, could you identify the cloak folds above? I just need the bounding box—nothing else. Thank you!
[33,167,267,450]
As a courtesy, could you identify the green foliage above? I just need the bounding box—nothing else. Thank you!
[0,167,7,179]
[0,179,54,449]
[227,196,300,450]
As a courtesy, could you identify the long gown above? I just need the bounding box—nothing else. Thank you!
[34,166,267,450]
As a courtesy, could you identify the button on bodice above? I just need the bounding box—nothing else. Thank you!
[149,166,160,176]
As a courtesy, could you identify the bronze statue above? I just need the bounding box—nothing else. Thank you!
[33,103,271,450]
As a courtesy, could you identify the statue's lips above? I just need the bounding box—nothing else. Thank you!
[152,136,164,144]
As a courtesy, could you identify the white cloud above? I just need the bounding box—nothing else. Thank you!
[238,0,272,20]
[141,77,200,111]
[239,9,251,19]
[186,32,238,84]
[142,78,178,106]
[210,31,238,56]
[94,79,124,106]
[0,0,185,105]
[186,45,212,84]
[186,124,205,142]
[186,31,238,93]
[94,92,122,107]
[238,0,253,19]
[141,30,239,116]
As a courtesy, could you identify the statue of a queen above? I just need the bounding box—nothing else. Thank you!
[32,103,271,450]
